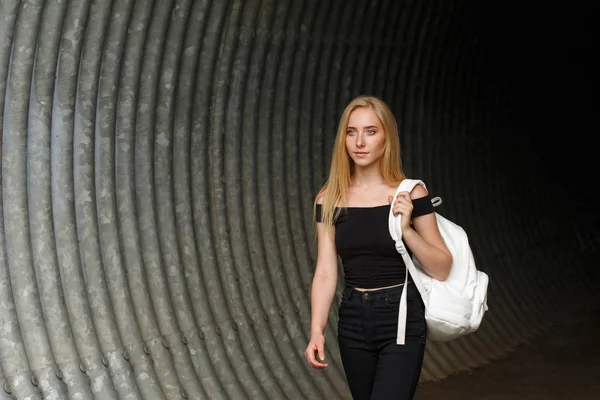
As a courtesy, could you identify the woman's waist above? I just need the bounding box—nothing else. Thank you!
[342,262,408,289]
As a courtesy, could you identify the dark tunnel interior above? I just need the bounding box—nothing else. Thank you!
[1,1,598,399]
[471,2,597,188]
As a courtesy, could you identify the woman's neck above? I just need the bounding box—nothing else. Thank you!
[351,166,385,188]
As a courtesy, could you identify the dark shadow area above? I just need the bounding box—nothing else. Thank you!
[416,4,599,399]
[471,2,597,190]
[416,295,600,400]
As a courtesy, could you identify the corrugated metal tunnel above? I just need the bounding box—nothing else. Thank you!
[1,1,598,399]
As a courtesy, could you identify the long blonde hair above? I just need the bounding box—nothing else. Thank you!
[314,95,406,233]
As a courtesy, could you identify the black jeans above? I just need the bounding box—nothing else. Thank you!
[337,281,427,400]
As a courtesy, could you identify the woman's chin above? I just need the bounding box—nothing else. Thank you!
[351,159,376,169]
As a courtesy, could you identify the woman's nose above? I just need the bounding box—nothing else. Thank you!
[356,134,364,147]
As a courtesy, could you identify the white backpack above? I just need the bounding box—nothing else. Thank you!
[388,179,489,344]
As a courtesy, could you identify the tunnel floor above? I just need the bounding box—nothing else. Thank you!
[415,294,600,400]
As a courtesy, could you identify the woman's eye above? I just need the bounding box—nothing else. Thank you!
[346,129,356,135]
[367,129,376,135]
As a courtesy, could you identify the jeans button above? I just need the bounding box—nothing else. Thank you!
[363,292,369,300]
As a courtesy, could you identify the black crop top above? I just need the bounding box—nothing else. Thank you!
[315,196,434,289]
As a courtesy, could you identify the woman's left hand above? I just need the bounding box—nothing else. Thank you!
[388,191,413,233]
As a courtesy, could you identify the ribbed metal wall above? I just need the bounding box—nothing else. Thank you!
[1,1,598,399]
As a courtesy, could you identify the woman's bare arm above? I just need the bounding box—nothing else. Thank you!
[305,218,339,368]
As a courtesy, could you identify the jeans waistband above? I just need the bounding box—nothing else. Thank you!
[343,283,410,302]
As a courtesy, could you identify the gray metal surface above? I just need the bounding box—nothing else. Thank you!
[1,1,598,399]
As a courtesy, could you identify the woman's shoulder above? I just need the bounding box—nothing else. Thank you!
[409,182,428,199]
[315,190,325,205]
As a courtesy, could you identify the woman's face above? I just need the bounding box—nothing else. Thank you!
[345,107,386,169]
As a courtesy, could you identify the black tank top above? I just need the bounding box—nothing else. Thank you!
[315,196,434,289]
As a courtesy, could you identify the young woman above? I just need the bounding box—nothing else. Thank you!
[304,95,452,399]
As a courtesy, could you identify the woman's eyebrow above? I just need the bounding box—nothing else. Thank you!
[346,125,379,130]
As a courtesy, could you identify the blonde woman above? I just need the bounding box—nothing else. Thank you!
[304,95,452,399]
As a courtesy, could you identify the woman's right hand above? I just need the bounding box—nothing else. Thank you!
[305,333,328,368]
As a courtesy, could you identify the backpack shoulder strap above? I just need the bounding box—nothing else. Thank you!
[400,179,442,207]
[388,178,430,345]
[389,179,427,242]
[395,179,427,196]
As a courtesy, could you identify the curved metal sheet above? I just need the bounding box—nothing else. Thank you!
[1,1,598,399]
